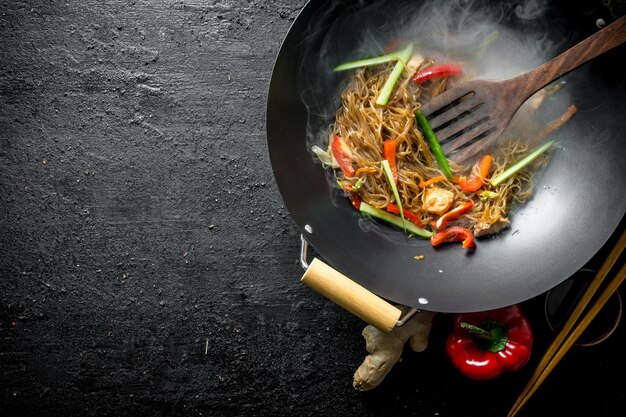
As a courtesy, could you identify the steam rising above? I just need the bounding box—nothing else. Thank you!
[298,0,571,150]
[515,0,550,20]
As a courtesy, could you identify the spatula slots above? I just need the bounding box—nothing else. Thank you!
[420,15,626,163]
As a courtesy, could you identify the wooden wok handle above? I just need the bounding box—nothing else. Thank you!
[301,258,402,333]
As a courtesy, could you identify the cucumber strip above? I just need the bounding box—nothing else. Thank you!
[359,202,434,238]
[381,159,405,230]
[490,140,555,186]
[333,51,402,72]
[376,43,414,106]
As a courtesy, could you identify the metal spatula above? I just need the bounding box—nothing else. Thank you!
[420,15,626,163]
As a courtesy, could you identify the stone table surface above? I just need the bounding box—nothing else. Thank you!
[1,1,624,416]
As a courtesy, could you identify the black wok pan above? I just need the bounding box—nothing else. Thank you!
[266,0,626,323]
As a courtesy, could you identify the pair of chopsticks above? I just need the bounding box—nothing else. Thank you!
[508,229,626,417]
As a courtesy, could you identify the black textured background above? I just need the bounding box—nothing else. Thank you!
[1,1,624,416]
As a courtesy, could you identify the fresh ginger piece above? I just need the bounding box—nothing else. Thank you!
[408,311,437,352]
[352,326,404,392]
[353,309,437,391]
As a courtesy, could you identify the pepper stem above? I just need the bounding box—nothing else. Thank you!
[460,322,493,340]
[460,320,509,353]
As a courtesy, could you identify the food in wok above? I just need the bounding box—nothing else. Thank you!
[311,44,576,249]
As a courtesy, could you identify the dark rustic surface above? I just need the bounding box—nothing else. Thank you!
[0,1,624,416]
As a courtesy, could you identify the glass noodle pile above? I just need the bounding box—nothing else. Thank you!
[313,44,576,249]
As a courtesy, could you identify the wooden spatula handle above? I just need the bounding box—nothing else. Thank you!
[301,258,402,332]
[518,15,626,98]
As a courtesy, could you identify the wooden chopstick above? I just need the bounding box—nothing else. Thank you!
[509,262,626,416]
[507,229,626,417]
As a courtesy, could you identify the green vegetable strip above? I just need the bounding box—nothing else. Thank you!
[414,109,454,180]
[376,43,414,106]
[490,140,555,186]
[381,159,405,230]
[360,202,433,238]
[333,50,402,72]
[476,30,499,59]
[545,81,566,95]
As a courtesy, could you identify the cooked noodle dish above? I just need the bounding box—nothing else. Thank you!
[311,41,576,250]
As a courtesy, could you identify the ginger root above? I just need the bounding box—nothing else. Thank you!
[353,308,437,391]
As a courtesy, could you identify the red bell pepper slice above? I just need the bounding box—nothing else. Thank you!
[446,304,533,380]
[431,226,475,248]
[419,175,445,188]
[457,154,493,193]
[383,139,398,184]
[331,135,355,177]
[435,201,474,229]
[412,63,462,84]
[340,182,361,210]
[346,191,361,210]
[383,38,405,53]
[386,203,424,228]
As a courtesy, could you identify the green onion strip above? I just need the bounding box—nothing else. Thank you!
[490,140,555,186]
[376,43,414,106]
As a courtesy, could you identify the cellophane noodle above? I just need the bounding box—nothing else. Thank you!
[328,63,548,235]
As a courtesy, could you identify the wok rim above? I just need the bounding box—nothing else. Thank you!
[266,0,626,312]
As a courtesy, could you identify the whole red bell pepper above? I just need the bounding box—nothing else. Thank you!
[446,304,533,380]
